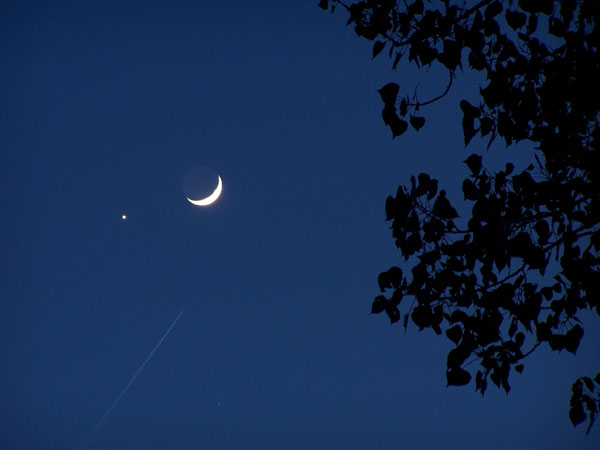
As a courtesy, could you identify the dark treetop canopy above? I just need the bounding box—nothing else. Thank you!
[320,0,600,433]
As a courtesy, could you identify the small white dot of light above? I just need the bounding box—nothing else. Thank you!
[122,215,127,220]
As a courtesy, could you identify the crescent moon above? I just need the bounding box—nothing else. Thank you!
[186,175,223,206]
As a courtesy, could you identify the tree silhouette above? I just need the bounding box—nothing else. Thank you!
[320,0,600,433]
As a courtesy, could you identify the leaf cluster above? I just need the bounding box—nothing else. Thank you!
[323,0,600,150]
[377,159,598,395]
[570,373,600,434]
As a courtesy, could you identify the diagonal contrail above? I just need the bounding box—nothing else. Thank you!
[80,309,184,450]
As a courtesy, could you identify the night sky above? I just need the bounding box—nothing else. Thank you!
[2,1,599,449]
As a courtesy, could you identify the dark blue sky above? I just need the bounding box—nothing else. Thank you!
[2,1,599,449]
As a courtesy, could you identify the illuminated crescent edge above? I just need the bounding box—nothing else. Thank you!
[186,175,223,206]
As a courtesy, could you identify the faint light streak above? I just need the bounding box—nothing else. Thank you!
[79,310,184,449]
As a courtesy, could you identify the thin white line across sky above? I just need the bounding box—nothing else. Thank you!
[79,309,184,450]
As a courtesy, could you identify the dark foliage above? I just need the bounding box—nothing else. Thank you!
[571,373,600,434]
[321,0,600,432]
